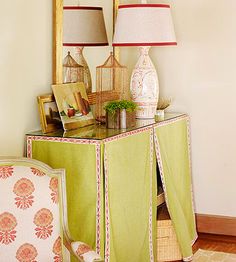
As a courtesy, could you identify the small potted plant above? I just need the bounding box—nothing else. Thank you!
[104,100,137,129]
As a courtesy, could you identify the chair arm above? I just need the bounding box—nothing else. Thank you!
[71,241,103,262]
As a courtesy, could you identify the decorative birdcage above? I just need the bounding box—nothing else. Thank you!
[63,51,84,84]
[96,52,128,123]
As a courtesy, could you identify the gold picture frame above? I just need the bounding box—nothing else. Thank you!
[37,94,62,133]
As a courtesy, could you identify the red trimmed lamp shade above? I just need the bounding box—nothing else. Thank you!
[63,6,108,46]
[63,6,108,93]
[113,4,177,119]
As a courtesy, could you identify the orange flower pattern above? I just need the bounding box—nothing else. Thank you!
[0,166,14,179]
[31,168,45,177]
[34,208,53,239]
[76,243,93,260]
[53,236,62,262]
[0,212,17,245]
[16,243,38,262]
[0,163,63,261]
[49,177,59,204]
[13,178,35,209]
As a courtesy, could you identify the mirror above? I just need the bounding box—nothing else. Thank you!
[52,0,119,104]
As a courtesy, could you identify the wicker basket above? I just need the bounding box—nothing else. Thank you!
[157,205,182,261]
[157,187,165,207]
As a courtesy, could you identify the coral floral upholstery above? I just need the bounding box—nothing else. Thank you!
[0,161,63,262]
[71,241,102,262]
[0,158,103,262]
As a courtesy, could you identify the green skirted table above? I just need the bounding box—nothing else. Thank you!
[26,113,197,262]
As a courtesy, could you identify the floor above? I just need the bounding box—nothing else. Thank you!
[193,233,236,254]
[172,233,236,262]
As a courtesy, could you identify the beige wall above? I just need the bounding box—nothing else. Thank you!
[1,0,236,216]
[0,0,52,155]
[157,0,236,217]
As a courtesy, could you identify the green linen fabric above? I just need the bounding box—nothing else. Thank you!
[154,118,197,261]
[31,140,104,262]
[104,129,157,262]
[28,115,197,262]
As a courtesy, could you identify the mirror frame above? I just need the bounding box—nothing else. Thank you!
[52,0,119,104]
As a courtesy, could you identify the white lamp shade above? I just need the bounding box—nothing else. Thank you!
[113,4,177,46]
[63,6,108,46]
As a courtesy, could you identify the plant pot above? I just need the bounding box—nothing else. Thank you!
[106,110,120,129]
[106,109,136,129]
[120,109,136,129]
[156,109,165,120]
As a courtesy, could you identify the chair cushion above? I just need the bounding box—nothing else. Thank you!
[0,163,63,262]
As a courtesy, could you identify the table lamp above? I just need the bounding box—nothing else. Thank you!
[63,6,108,93]
[113,3,177,118]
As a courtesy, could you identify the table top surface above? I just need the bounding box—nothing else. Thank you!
[27,112,186,140]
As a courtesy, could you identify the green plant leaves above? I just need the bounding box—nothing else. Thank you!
[104,100,137,114]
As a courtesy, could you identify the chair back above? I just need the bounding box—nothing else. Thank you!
[0,157,65,262]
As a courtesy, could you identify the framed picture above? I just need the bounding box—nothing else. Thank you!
[52,82,95,131]
[37,94,62,133]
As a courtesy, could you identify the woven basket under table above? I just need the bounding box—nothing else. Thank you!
[157,205,182,261]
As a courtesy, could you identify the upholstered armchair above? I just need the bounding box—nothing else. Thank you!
[0,157,103,262]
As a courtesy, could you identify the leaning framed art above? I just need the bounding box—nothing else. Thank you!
[37,93,62,133]
[52,82,95,131]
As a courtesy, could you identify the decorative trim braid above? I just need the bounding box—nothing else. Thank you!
[153,133,170,210]
[26,136,100,159]
[63,43,109,47]
[118,4,170,9]
[64,6,103,10]
[104,149,110,262]
[113,42,177,47]
[103,126,152,143]
[95,144,102,255]
[196,214,236,236]
[153,114,188,128]
[27,137,33,158]
[186,117,198,241]
[148,129,154,262]
[26,136,100,145]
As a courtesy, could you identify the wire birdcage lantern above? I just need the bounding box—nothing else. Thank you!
[63,51,84,84]
[96,52,128,123]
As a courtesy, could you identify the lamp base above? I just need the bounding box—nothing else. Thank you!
[74,46,92,93]
[130,46,159,119]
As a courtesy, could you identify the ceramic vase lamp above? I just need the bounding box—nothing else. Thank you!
[113,1,177,118]
[63,6,108,93]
